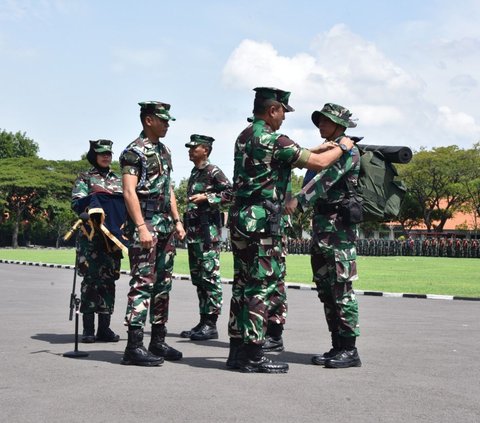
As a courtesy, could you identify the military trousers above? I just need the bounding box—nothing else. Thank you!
[265,254,288,326]
[124,229,176,328]
[228,230,285,344]
[77,234,121,314]
[187,241,223,316]
[310,242,360,338]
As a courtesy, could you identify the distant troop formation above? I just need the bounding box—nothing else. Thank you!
[70,87,364,373]
[286,237,480,257]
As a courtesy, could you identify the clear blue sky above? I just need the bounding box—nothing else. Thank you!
[1,0,479,184]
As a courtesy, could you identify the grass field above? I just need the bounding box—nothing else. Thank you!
[1,248,479,297]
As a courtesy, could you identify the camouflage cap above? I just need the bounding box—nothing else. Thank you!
[185,134,215,148]
[253,87,295,112]
[139,101,176,121]
[89,139,113,153]
[311,103,357,128]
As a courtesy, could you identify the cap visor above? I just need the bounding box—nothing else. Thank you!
[155,113,176,121]
[282,103,295,112]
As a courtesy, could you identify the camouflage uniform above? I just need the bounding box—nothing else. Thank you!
[120,131,177,328]
[119,101,184,366]
[71,143,123,315]
[297,146,361,337]
[228,89,310,349]
[297,103,361,368]
[184,135,232,320]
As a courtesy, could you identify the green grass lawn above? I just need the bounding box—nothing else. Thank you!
[1,248,479,297]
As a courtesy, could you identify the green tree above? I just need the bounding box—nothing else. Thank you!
[399,146,470,232]
[458,143,480,231]
[174,178,188,219]
[0,157,86,247]
[288,172,312,238]
[396,191,424,232]
[42,197,77,248]
[0,129,39,159]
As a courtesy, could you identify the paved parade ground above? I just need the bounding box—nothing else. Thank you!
[0,262,479,423]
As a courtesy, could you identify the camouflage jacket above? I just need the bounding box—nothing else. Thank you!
[296,141,360,255]
[71,167,123,214]
[229,117,310,235]
[119,131,174,235]
[184,160,232,244]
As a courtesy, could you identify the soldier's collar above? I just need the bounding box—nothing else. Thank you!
[196,159,210,170]
[139,131,159,147]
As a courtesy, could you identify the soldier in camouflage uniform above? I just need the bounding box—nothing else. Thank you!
[120,101,186,367]
[227,88,355,373]
[71,140,124,343]
[180,134,232,341]
[286,103,362,369]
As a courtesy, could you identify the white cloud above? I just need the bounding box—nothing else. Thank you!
[437,106,480,137]
[222,39,316,91]
[222,24,480,151]
[223,24,424,108]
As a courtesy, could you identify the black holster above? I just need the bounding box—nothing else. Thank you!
[184,207,223,246]
[263,199,282,237]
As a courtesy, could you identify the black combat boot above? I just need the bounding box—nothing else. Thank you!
[81,313,95,343]
[262,322,284,352]
[180,314,206,338]
[311,331,341,365]
[96,313,120,342]
[190,314,219,341]
[148,324,183,361]
[121,327,164,366]
[238,343,289,374]
[324,336,362,368]
[226,338,245,369]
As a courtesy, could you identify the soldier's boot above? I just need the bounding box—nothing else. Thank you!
[81,313,95,343]
[190,314,219,341]
[324,336,362,369]
[262,322,284,352]
[148,324,183,361]
[180,314,207,338]
[121,327,164,366]
[226,338,245,369]
[311,331,341,365]
[238,343,289,374]
[96,313,120,342]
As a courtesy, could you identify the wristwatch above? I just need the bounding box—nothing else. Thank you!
[339,143,348,154]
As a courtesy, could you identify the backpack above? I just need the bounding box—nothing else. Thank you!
[302,143,410,223]
[350,145,409,222]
